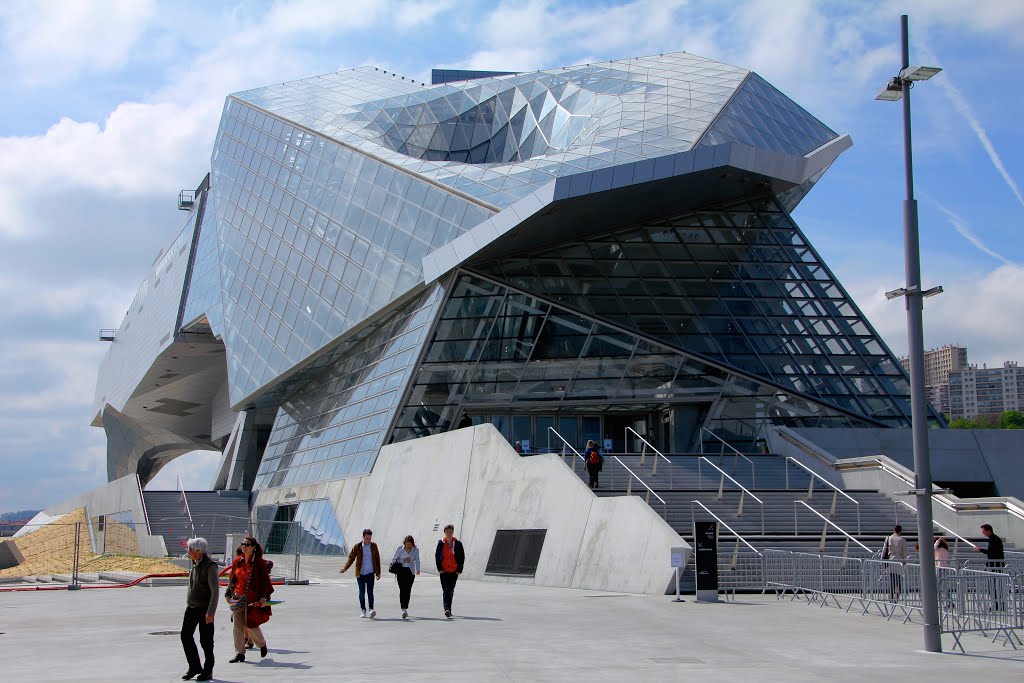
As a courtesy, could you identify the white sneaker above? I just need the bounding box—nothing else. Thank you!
[359,609,367,618]
[402,609,408,619]
[368,609,376,619]
[445,609,452,619]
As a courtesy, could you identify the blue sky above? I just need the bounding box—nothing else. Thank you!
[1,0,1022,512]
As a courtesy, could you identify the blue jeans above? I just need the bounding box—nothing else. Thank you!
[357,573,375,610]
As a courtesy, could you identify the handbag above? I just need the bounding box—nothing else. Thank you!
[389,549,404,574]
[880,537,890,561]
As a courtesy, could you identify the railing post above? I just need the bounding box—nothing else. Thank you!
[737,491,745,518]
[71,522,81,590]
[785,459,790,490]
[294,551,301,582]
[717,473,724,501]
[829,490,837,518]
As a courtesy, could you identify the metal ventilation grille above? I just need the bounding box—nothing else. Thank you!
[485,529,547,576]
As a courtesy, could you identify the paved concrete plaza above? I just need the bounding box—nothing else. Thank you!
[2,574,1022,682]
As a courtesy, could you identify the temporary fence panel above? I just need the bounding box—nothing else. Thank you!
[938,570,1022,652]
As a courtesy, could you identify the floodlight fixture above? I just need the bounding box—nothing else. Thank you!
[885,287,908,300]
[875,78,903,101]
[901,65,942,82]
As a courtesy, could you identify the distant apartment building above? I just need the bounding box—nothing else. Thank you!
[900,345,968,416]
[948,361,1024,419]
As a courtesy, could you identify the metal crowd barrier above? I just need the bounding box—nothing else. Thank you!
[939,570,1023,652]
[763,548,1022,651]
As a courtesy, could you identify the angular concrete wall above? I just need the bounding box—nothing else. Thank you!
[40,474,167,557]
[256,424,689,595]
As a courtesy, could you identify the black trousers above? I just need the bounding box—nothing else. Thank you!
[440,572,458,612]
[397,570,415,609]
[587,464,600,488]
[181,606,214,674]
[357,573,375,610]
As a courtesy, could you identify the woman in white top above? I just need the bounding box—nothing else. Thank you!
[934,536,951,568]
[392,535,421,619]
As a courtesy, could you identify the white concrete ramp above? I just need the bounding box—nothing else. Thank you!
[257,424,689,595]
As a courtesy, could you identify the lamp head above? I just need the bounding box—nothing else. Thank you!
[875,78,903,102]
[901,65,942,82]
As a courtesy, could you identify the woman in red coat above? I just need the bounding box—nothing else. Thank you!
[227,536,274,662]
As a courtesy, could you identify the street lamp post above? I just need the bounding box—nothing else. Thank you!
[876,14,944,653]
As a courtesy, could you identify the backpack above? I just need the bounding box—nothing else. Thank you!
[588,448,602,465]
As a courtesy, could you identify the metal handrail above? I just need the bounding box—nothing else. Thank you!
[785,457,861,534]
[547,427,586,470]
[699,427,756,488]
[690,500,761,555]
[613,456,667,512]
[177,475,196,536]
[624,426,672,480]
[793,500,871,553]
[698,457,765,534]
[895,500,976,552]
[546,427,665,515]
[834,458,958,512]
[136,473,151,536]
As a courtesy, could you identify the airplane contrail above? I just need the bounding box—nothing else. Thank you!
[933,201,1014,265]
[915,37,1024,210]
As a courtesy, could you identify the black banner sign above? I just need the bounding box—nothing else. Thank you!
[694,521,718,592]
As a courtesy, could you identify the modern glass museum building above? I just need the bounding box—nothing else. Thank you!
[92,52,933,542]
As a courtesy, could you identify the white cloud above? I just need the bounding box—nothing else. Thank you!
[0,100,217,238]
[0,0,156,84]
[145,450,222,491]
[853,264,1024,366]
[458,0,692,71]
[1,340,105,412]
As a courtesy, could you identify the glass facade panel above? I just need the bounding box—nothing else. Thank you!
[475,196,915,426]
[254,499,347,556]
[254,285,443,488]
[208,99,492,403]
[391,272,877,452]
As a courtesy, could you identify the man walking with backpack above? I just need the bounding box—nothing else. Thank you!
[584,440,603,489]
[435,524,465,619]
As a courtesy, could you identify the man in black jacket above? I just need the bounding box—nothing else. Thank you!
[977,524,1005,569]
[435,524,465,619]
[182,537,218,681]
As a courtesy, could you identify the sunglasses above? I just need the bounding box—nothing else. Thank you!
[241,542,254,547]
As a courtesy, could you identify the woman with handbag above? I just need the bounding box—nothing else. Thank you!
[227,536,274,662]
[390,535,421,619]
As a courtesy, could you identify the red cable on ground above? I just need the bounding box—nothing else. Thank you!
[0,568,285,592]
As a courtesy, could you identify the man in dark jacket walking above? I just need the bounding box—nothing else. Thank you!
[977,524,1005,569]
[435,524,465,619]
[182,537,218,681]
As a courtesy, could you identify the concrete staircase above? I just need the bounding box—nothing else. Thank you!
[143,490,251,557]
[567,452,991,592]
